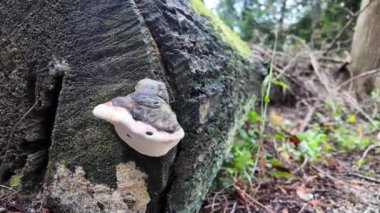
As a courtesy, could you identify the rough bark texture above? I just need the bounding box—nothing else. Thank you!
[0,0,261,212]
[349,0,380,95]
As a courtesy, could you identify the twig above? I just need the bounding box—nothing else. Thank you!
[323,18,355,55]
[204,202,222,209]
[349,172,380,184]
[341,92,376,126]
[289,35,334,98]
[231,201,237,213]
[337,5,355,17]
[211,187,227,212]
[319,56,347,64]
[356,143,380,171]
[297,203,308,213]
[311,165,348,186]
[337,68,380,90]
[275,51,309,79]
[292,156,309,175]
[300,105,316,132]
[0,185,14,191]
[234,185,275,213]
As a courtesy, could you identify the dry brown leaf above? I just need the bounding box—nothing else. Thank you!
[309,199,322,207]
[303,175,318,183]
[281,208,289,213]
[270,110,283,126]
[296,186,314,201]
[323,157,344,173]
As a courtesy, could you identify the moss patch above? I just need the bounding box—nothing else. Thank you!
[9,174,23,187]
[191,0,251,57]
[181,97,257,212]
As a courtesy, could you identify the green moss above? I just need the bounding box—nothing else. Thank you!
[9,174,22,187]
[191,0,251,57]
[89,83,135,108]
[59,159,69,167]
[179,97,257,212]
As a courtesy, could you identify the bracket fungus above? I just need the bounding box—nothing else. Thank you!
[93,79,185,157]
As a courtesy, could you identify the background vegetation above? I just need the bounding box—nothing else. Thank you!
[216,0,360,50]
[203,0,380,212]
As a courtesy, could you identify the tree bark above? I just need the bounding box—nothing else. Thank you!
[349,0,380,95]
[0,0,261,212]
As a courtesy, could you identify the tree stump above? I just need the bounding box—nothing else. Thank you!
[0,0,262,212]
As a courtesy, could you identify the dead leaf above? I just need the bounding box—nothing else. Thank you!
[323,157,344,173]
[270,110,283,126]
[280,151,291,163]
[41,208,50,213]
[303,175,318,183]
[309,199,322,207]
[289,135,300,147]
[309,200,325,213]
[296,186,314,201]
[281,208,289,213]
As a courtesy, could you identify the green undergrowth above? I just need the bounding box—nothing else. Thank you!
[217,77,380,187]
[219,104,379,186]
[191,0,251,57]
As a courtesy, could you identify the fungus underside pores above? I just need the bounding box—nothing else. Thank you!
[92,79,185,157]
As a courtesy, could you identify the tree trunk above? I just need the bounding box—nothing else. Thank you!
[278,0,287,31]
[0,0,262,212]
[310,0,321,48]
[349,0,380,95]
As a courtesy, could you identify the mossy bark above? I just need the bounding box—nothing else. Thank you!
[0,0,262,212]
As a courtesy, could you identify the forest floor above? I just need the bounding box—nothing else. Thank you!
[202,45,380,213]
[202,105,380,213]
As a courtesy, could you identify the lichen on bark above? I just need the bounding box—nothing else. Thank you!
[45,162,150,212]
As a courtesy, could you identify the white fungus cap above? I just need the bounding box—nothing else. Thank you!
[93,102,185,157]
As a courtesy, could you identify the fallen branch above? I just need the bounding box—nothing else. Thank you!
[337,68,380,90]
[356,143,380,171]
[288,35,335,99]
[349,172,380,184]
[299,105,316,132]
